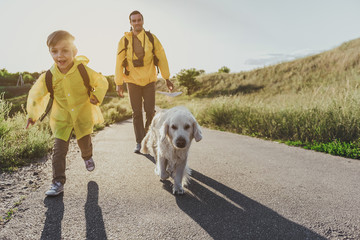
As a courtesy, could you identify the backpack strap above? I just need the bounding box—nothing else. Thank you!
[122,38,129,76]
[39,70,54,121]
[118,37,130,76]
[45,70,54,99]
[77,63,93,96]
[145,31,160,74]
[118,37,128,55]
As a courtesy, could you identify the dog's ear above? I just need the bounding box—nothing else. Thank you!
[193,121,203,142]
[160,120,169,142]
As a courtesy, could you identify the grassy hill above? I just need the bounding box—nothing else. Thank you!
[157,38,360,159]
[195,38,360,98]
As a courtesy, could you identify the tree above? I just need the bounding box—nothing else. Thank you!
[175,68,204,95]
[218,66,230,73]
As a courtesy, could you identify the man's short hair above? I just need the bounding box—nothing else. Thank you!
[129,10,143,21]
[47,30,75,48]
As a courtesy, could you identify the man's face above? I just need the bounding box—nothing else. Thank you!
[130,13,143,33]
[49,40,77,74]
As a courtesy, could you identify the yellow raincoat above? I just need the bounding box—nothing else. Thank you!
[26,56,108,141]
[115,29,170,86]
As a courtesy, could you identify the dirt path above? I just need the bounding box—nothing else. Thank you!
[1,119,360,239]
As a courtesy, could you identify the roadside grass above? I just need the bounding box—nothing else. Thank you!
[94,95,132,131]
[160,39,360,160]
[0,97,52,171]
[177,84,360,160]
[0,93,132,171]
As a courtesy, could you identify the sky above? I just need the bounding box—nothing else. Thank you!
[1,0,360,77]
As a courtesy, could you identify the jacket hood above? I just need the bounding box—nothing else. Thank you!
[74,55,89,66]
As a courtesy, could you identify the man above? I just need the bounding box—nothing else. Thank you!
[115,10,174,153]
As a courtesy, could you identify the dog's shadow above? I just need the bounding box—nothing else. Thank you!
[141,154,325,239]
[177,170,326,239]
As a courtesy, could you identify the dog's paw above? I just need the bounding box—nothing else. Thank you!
[173,186,185,195]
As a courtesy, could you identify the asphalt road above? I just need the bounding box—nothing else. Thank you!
[1,119,360,239]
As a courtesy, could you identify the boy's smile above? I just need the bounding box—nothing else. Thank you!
[49,40,77,74]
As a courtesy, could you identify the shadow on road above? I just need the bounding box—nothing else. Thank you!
[41,193,64,240]
[140,153,325,239]
[177,170,326,240]
[85,181,107,240]
[141,153,155,164]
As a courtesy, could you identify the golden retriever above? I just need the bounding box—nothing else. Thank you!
[141,106,203,195]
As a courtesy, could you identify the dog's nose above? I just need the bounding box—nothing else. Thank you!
[175,137,186,148]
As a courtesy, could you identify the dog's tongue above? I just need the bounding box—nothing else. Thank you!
[156,91,182,97]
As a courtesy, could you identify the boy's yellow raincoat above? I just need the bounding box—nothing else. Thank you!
[115,29,170,86]
[26,56,108,141]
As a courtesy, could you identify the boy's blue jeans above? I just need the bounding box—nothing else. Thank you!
[52,134,92,184]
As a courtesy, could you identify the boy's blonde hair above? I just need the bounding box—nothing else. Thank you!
[47,30,75,48]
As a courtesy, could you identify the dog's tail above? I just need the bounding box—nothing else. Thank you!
[182,165,192,187]
[141,128,158,159]
[141,131,150,154]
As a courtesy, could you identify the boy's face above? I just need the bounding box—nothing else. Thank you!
[49,40,77,74]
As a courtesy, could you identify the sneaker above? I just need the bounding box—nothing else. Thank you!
[134,143,141,153]
[45,181,64,196]
[84,157,95,171]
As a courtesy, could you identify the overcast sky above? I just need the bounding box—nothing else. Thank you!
[0,0,359,77]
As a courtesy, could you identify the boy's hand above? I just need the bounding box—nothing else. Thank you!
[116,85,124,98]
[90,95,99,105]
[26,118,35,129]
[166,79,174,92]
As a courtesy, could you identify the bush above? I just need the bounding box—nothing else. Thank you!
[22,73,34,84]
[175,68,204,95]
[218,66,230,73]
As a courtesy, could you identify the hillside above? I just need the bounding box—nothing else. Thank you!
[194,38,360,98]
[156,38,360,159]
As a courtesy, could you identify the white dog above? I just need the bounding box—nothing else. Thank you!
[141,106,203,195]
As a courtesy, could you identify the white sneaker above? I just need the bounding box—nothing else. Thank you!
[134,143,141,153]
[45,181,64,196]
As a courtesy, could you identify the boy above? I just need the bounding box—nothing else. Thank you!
[26,30,108,196]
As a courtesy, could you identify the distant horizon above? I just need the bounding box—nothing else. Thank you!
[1,0,359,77]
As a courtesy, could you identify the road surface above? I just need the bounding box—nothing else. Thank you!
[1,119,359,239]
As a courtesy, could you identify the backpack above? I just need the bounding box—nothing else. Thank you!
[39,63,93,121]
[118,30,159,76]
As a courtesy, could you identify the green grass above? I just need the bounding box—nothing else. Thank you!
[0,106,52,171]
[286,140,360,159]
[0,93,132,171]
[158,38,360,160]
[94,95,133,131]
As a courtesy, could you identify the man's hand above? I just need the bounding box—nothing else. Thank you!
[166,79,174,92]
[116,85,124,98]
[26,118,35,129]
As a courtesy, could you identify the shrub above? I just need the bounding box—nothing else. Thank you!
[218,66,230,73]
[175,68,204,95]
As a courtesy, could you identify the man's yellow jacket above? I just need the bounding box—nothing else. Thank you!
[115,29,170,86]
[26,56,108,141]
